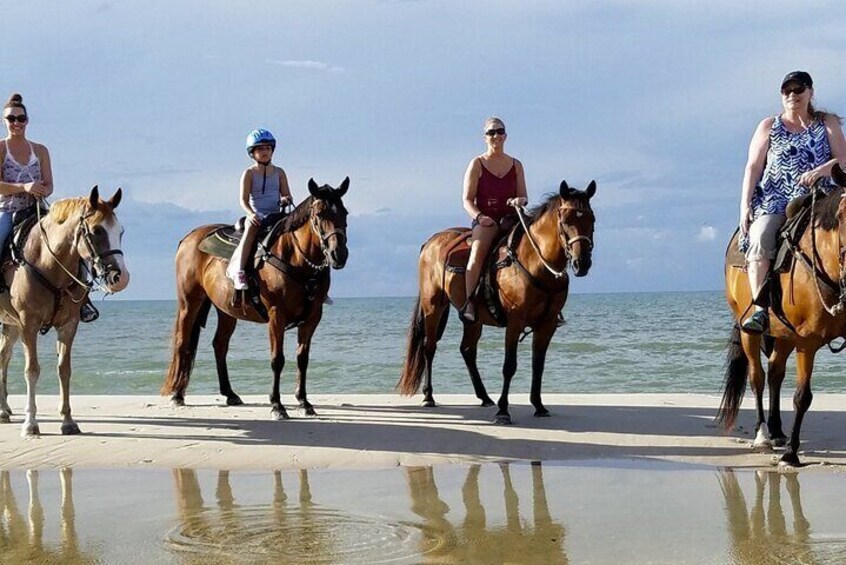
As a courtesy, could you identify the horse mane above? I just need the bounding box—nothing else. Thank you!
[49,197,111,225]
[526,190,591,226]
[814,186,844,231]
[277,196,314,233]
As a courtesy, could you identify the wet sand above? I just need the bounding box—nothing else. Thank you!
[1,393,846,470]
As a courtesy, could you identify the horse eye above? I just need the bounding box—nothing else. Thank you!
[576,211,584,218]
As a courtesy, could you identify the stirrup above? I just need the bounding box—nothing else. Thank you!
[741,310,769,334]
[80,302,99,323]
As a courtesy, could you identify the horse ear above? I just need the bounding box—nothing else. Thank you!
[832,163,846,188]
[559,180,572,197]
[585,180,596,198]
[337,176,350,197]
[109,187,123,210]
[88,185,100,209]
[308,178,319,197]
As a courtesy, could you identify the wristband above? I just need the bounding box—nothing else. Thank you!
[475,212,485,223]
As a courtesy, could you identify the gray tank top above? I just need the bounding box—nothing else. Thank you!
[249,168,281,219]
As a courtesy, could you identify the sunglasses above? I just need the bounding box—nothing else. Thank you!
[4,114,27,124]
[781,84,808,96]
[485,128,506,136]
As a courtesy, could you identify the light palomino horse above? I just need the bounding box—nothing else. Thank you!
[0,187,128,437]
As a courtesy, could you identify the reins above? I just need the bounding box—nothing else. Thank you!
[512,204,568,279]
[807,185,846,317]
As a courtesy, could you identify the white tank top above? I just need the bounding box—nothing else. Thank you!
[0,142,39,212]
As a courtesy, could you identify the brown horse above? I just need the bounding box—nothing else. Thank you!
[398,180,596,424]
[718,166,846,466]
[162,178,348,420]
[0,187,129,436]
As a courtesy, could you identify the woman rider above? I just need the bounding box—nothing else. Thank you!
[739,71,846,333]
[460,117,528,322]
[0,93,100,322]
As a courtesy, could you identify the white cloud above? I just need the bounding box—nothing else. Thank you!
[266,59,344,73]
[697,225,718,242]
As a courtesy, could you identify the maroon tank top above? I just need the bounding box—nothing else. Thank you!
[476,159,517,221]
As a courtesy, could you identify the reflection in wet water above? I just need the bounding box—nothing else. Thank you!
[719,470,846,564]
[1,463,845,563]
[0,469,96,564]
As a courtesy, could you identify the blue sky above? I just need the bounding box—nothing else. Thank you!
[10,1,846,298]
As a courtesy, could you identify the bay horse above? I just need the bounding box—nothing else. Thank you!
[161,178,349,419]
[718,165,846,466]
[398,180,596,424]
[0,187,129,436]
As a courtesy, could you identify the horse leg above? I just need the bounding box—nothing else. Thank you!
[55,320,81,435]
[294,321,318,416]
[741,332,771,452]
[459,321,494,407]
[494,324,522,425]
[530,324,556,417]
[164,294,210,407]
[268,311,289,421]
[212,309,243,406]
[421,304,447,408]
[20,325,41,437]
[780,347,816,467]
[0,324,20,423]
[766,339,792,447]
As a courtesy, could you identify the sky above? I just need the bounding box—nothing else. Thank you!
[8,1,846,299]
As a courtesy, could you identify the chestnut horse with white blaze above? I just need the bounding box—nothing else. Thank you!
[0,187,129,436]
[161,178,349,420]
[719,164,846,466]
[398,181,596,424]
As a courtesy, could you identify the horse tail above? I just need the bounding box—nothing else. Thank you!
[397,296,426,396]
[161,298,212,396]
[716,323,747,429]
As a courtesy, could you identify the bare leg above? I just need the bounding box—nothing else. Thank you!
[56,320,81,435]
[20,325,41,437]
[463,224,497,320]
[747,258,770,307]
[0,324,20,423]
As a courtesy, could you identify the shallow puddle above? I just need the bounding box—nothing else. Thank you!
[0,461,845,563]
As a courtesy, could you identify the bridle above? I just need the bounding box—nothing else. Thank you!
[287,200,347,272]
[808,186,846,317]
[512,200,594,279]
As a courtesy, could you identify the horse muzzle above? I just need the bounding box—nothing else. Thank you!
[572,254,592,277]
[100,261,130,293]
[329,246,348,270]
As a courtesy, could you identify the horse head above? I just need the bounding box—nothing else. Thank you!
[307,177,350,269]
[557,180,596,277]
[77,185,130,293]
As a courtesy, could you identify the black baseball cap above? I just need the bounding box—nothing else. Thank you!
[781,71,813,90]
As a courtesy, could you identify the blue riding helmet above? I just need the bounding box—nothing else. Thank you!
[246,128,277,155]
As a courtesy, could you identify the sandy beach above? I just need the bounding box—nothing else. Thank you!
[1,393,845,471]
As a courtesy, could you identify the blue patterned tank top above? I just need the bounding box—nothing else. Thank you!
[750,115,833,220]
[249,168,281,220]
[0,142,39,212]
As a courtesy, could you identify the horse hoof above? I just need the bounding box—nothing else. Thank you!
[21,424,40,437]
[271,408,290,421]
[301,406,317,417]
[480,398,495,407]
[778,453,802,468]
[170,396,186,408]
[61,423,81,435]
[752,440,774,454]
[421,399,436,408]
[533,408,551,418]
[226,395,244,407]
[494,414,513,426]
[0,413,10,424]
[772,437,787,448]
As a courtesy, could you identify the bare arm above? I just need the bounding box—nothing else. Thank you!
[239,169,259,225]
[740,117,772,233]
[462,157,483,220]
[800,116,846,186]
[508,158,528,206]
[33,143,53,196]
[277,167,292,205]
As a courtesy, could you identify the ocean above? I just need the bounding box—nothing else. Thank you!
[5,291,846,396]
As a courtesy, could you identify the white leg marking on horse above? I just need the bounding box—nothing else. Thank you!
[753,423,772,449]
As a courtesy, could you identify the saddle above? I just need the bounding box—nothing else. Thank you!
[441,228,510,327]
[197,211,287,262]
[0,203,49,289]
